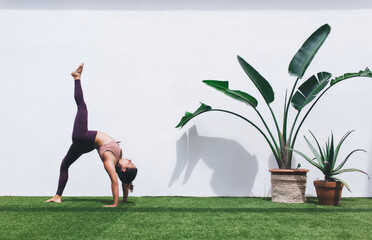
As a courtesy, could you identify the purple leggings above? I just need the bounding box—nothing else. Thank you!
[56,80,97,196]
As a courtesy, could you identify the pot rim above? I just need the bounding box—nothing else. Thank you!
[313,180,344,187]
[269,169,309,173]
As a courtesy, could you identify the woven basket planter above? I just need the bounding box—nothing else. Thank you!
[269,169,309,203]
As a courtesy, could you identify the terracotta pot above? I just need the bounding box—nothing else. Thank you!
[314,180,344,206]
[269,169,309,203]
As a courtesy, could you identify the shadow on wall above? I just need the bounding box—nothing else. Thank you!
[2,0,372,10]
[169,125,258,196]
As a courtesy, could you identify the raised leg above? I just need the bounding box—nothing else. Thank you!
[72,79,89,139]
[71,65,97,150]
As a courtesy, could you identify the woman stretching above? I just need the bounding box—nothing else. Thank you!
[45,63,137,207]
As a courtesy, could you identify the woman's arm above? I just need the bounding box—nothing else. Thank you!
[120,183,129,203]
[103,160,119,207]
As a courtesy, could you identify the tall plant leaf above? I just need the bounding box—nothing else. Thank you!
[202,80,258,107]
[328,133,335,173]
[308,131,325,168]
[289,24,331,78]
[303,135,323,167]
[176,103,212,128]
[330,68,372,85]
[237,55,274,104]
[334,149,367,172]
[333,168,370,179]
[333,130,354,165]
[291,72,332,111]
[332,177,351,192]
[291,149,321,170]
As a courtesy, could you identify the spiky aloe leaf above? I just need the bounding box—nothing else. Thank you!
[291,72,331,111]
[175,103,212,128]
[332,177,351,192]
[237,55,274,104]
[334,149,366,172]
[291,149,322,170]
[333,130,354,168]
[289,24,331,78]
[327,133,335,176]
[307,131,325,168]
[332,169,370,191]
[330,68,372,85]
[333,168,370,179]
[202,80,258,107]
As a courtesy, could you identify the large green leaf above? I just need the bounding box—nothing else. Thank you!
[289,24,331,78]
[291,72,332,111]
[175,103,212,128]
[330,68,372,85]
[237,55,274,104]
[202,80,258,107]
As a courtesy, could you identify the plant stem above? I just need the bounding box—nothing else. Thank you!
[253,108,281,159]
[290,85,332,150]
[288,110,301,147]
[266,104,284,166]
[212,109,281,164]
[279,78,300,168]
[283,78,300,142]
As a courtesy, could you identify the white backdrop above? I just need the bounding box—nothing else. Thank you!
[1,0,372,197]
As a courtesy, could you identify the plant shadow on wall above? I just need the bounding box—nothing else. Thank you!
[169,125,258,196]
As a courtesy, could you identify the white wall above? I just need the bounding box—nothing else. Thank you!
[1,1,372,197]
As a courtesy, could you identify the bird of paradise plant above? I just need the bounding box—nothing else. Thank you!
[176,24,372,169]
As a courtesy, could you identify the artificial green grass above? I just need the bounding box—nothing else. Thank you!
[0,197,371,240]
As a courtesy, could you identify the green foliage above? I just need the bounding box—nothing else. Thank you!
[237,55,274,104]
[292,131,370,191]
[288,24,331,78]
[176,103,212,128]
[291,72,332,111]
[176,24,372,169]
[202,80,258,107]
[330,68,372,85]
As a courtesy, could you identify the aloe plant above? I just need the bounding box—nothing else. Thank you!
[292,130,370,191]
[176,24,372,169]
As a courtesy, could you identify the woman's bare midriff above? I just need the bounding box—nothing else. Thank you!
[94,131,115,149]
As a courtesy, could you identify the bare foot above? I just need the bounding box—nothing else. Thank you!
[44,195,62,203]
[71,63,84,80]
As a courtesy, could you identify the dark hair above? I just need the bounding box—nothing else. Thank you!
[116,167,138,185]
[127,183,134,192]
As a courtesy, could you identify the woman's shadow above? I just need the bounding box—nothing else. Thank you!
[169,125,258,196]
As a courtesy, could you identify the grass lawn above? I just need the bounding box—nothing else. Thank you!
[0,197,371,240]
